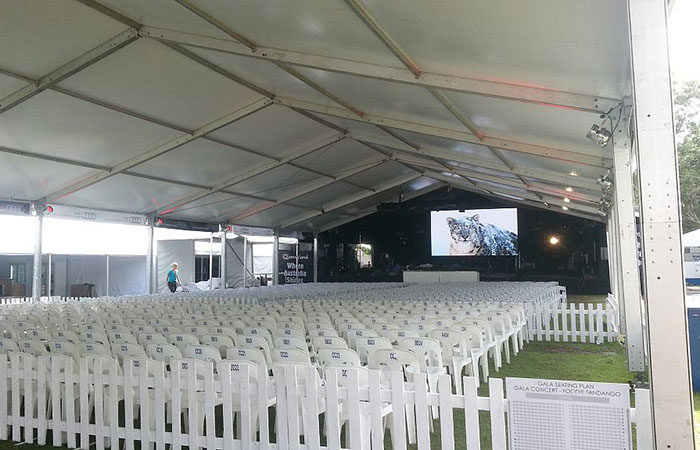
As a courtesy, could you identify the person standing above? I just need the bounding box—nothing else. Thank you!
[167,262,180,293]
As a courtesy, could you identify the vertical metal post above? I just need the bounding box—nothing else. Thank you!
[313,236,318,283]
[209,233,214,290]
[47,253,52,297]
[272,234,279,285]
[105,255,110,297]
[628,0,695,446]
[613,136,644,367]
[220,230,227,289]
[31,211,42,303]
[146,223,154,294]
[295,241,299,284]
[242,236,247,288]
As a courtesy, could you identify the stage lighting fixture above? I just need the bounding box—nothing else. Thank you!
[569,171,579,177]
[548,236,560,245]
[563,197,571,203]
[586,124,612,147]
[565,187,573,192]
[562,206,569,211]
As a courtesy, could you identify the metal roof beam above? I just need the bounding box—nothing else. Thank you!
[313,180,446,233]
[393,153,601,204]
[141,26,618,113]
[347,132,603,191]
[155,133,346,215]
[443,181,604,222]
[42,96,272,202]
[278,172,421,229]
[229,158,386,222]
[0,28,139,115]
[273,97,611,168]
[426,170,601,215]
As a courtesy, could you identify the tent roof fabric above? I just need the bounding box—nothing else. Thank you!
[0,0,630,232]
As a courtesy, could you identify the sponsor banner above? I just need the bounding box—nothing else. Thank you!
[277,242,314,284]
[48,204,147,225]
[0,200,31,216]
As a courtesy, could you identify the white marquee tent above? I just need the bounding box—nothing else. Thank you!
[0,0,693,447]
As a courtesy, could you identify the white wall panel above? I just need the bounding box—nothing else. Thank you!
[156,240,194,293]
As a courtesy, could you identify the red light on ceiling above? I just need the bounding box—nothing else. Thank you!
[156,218,164,226]
[45,205,54,214]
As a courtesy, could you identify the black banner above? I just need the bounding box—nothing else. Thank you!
[277,242,314,284]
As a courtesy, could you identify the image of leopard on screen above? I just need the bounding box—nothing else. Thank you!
[430,208,519,256]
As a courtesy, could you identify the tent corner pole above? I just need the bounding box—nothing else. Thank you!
[31,209,43,303]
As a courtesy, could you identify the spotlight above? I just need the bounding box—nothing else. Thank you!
[586,124,612,147]
[563,197,571,203]
[562,206,569,211]
[569,171,579,177]
[600,199,612,209]
[543,202,549,207]
[597,171,613,188]
[565,187,573,192]
[548,236,560,245]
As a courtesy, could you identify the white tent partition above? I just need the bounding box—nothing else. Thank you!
[156,240,194,293]
[107,255,146,296]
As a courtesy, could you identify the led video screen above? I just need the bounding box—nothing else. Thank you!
[431,208,519,256]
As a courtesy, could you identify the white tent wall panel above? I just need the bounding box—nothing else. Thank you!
[58,38,266,131]
[207,105,335,159]
[180,0,401,66]
[156,240,194,293]
[345,160,415,188]
[59,174,200,215]
[52,255,67,297]
[286,182,367,210]
[66,255,107,297]
[0,90,179,167]
[108,256,147,297]
[0,73,28,99]
[293,139,382,174]
[188,48,340,106]
[292,66,465,129]
[166,194,258,223]
[382,130,509,166]
[0,1,127,78]
[356,0,629,98]
[498,149,607,180]
[441,90,609,157]
[224,236,253,288]
[127,138,266,188]
[0,153,96,201]
[238,204,308,228]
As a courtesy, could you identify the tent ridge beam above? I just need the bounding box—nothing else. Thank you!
[274,97,611,168]
[342,0,421,78]
[349,132,601,191]
[279,172,420,229]
[140,26,618,113]
[154,132,347,215]
[0,28,139,115]
[229,158,387,222]
[272,97,611,168]
[41,96,273,202]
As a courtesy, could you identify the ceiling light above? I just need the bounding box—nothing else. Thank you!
[569,171,579,177]
[562,206,569,211]
[565,187,573,192]
[586,124,612,147]
[548,236,560,245]
[563,197,570,203]
[543,202,549,207]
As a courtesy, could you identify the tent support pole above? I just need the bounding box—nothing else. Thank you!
[295,241,299,283]
[272,234,279,286]
[47,253,52,297]
[242,236,247,288]
[146,223,154,294]
[220,230,227,290]
[105,255,110,297]
[209,233,214,290]
[628,0,695,446]
[313,236,318,283]
[31,210,42,303]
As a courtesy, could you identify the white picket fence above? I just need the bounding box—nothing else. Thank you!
[527,302,619,343]
[0,354,650,450]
